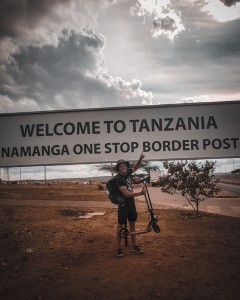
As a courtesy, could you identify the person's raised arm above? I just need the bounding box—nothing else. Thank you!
[132,151,145,173]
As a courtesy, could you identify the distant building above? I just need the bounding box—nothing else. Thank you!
[231,168,240,174]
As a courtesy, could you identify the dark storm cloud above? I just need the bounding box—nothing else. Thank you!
[0,0,121,41]
[127,0,240,101]
[0,29,153,112]
[153,16,177,32]
[0,0,72,39]
[156,1,240,62]
[130,0,185,40]
[1,30,104,100]
[220,0,240,7]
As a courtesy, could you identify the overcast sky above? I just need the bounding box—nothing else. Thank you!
[0,0,240,180]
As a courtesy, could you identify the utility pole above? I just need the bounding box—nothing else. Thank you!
[110,163,114,177]
[3,168,10,183]
[233,159,236,171]
[44,166,47,184]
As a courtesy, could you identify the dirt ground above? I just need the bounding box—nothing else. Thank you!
[0,184,240,300]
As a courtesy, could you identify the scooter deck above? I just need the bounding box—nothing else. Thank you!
[125,228,152,236]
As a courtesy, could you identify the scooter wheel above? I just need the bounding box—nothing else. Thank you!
[152,223,160,233]
[119,227,129,238]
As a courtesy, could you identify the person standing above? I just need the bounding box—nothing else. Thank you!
[114,152,145,257]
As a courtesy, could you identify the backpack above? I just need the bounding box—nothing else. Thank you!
[106,176,126,205]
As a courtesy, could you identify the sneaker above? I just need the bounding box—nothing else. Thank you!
[132,245,143,254]
[117,248,124,257]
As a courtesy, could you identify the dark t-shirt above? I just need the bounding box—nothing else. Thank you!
[115,170,134,204]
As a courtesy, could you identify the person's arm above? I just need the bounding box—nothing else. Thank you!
[132,152,145,173]
[119,185,145,198]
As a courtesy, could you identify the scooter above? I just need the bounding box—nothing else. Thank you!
[119,177,160,246]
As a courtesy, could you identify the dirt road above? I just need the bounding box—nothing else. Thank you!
[0,184,240,300]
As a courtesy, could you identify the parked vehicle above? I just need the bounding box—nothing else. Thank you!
[150,170,161,186]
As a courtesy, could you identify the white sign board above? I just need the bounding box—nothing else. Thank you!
[0,101,239,167]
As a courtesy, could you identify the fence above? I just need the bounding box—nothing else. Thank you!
[217,173,240,185]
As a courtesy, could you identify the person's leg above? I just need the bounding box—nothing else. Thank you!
[116,205,128,257]
[116,223,123,249]
[129,222,143,254]
[128,201,138,247]
[129,221,136,246]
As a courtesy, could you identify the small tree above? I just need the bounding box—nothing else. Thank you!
[160,160,220,217]
[141,161,160,175]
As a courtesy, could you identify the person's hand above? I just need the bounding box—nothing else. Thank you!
[141,188,146,195]
[133,176,140,183]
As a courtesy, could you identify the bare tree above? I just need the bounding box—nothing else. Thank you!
[94,164,114,177]
[160,160,220,217]
[94,161,160,177]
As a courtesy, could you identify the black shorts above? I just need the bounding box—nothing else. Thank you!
[118,199,138,224]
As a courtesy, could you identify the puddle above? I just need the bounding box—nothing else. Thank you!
[78,212,105,219]
[60,209,105,218]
